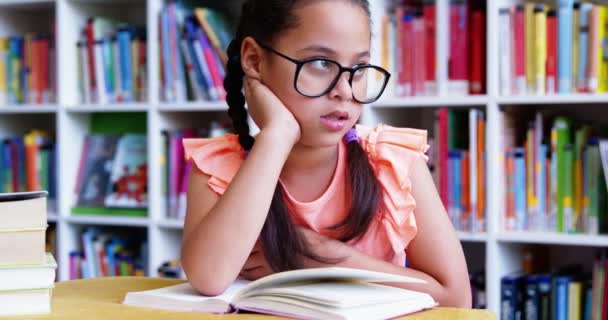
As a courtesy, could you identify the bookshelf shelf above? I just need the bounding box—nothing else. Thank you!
[156,219,184,230]
[157,101,228,112]
[496,94,608,105]
[47,214,59,223]
[0,0,55,8]
[373,95,489,108]
[0,105,58,114]
[65,104,151,113]
[496,232,608,247]
[457,232,488,243]
[64,215,149,227]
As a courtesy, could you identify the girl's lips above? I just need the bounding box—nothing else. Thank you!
[320,116,347,131]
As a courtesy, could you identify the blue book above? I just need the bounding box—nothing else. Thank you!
[555,276,571,320]
[117,28,133,102]
[558,0,574,93]
[579,3,592,91]
[501,272,526,320]
[514,148,527,230]
[185,16,215,99]
[2,141,12,192]
[524,275,539,320]
[536,274,552,320]
[160,9,173,101]
[12,137,26,192]
[102,36,115,101]
[448,151,459,229]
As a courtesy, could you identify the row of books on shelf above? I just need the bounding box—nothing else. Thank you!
[160,2,232,103]
[74,134,147,214]
[501,249,608,320]
[68,227,147,279]
[503,112,608,234]
[78,18,147,105]
[0,35,56,107]
[430,108,486,232]
[0,131,56,200]
[381,0,486,97]
[499,1,608,95]
[162,121,231,220]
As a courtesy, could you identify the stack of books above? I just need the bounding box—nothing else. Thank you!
[0,191,57,316]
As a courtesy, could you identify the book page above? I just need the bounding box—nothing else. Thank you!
[239,281,432,308]
[235,267,426,300]
[123,280,249,313]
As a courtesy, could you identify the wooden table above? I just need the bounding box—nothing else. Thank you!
[2,277,496,319]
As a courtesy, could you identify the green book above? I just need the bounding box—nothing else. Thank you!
[552,117,571,232]
[585,143,600,234]
[563,145,574,233]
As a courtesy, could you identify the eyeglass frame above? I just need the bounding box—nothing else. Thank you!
[256,42,391,104]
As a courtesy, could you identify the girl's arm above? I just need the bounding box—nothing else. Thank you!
[301,155,472,308]
[181,78,300,296]
[181,129,294,296]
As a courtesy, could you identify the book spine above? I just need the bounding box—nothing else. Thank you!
[557,0,574,93]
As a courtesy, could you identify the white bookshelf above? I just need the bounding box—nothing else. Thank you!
[0,0,607,316]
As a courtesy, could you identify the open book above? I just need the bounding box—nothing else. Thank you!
[123,267,437,320]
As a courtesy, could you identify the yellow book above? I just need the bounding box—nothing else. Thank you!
[534,5,547,94]
[525,3,536,93]
[381,14,390,80]
[0,37,7,106]
[573,5,580,92]
[599,6,608,92]
[194,8,228,66]
[568,281,582,320]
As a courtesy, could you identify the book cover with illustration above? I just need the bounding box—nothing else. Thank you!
[104,134,147,208]
[76,135,120,208]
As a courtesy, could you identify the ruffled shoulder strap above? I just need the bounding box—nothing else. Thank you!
[183,134,245,195]
[355,124,430,256]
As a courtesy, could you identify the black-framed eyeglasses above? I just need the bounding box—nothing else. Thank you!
[258,42,391,104]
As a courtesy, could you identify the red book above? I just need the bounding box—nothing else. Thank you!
[39,37,50,103]
[438,108,449,209]
[412,12,426,96]
[399,12,414,96]
[449,1,469,83]
[514,5,526,94]
[423,2,436,94]
[546,10,557,94]
[85,19,97,96]
[469,10,486,94]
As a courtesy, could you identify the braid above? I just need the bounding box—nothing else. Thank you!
[224,40,254,151]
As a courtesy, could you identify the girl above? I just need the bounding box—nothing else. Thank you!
[181,0,471,308]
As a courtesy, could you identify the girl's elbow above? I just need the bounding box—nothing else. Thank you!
[441,282,472,308]
[181,251,233,296]
[183,265,233,296]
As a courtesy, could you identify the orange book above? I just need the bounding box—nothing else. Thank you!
[587,5,600,93]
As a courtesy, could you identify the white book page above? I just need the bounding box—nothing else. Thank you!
[235,267,426,300]
[123,280,249,313]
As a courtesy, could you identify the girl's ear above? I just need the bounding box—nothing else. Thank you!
[240,36,264,80]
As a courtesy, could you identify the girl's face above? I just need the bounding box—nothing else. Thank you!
[260,0,371,148]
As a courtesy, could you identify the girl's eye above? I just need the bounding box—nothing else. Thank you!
[309,60,334,71]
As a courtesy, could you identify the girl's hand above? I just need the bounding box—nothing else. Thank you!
[244,77,301,145]
[239,242,273,281]
[297,227,352,266]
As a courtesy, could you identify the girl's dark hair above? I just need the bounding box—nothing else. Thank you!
[224,0,381,272]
